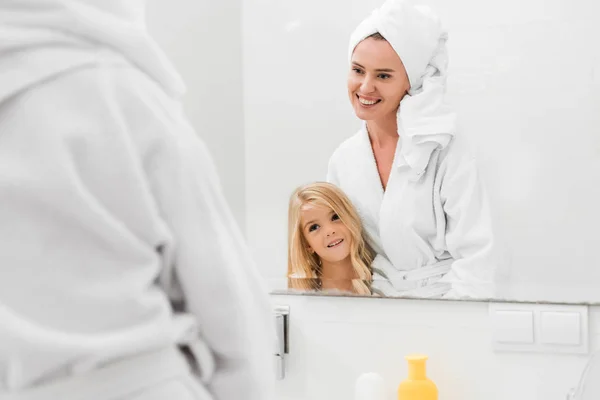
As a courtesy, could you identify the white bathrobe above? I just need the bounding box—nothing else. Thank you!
[330,0,497,299]
[327,123,497,299]
[0,1,274,399]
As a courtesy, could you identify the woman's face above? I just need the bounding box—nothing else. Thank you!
[347,38,410,122]
[300,204,351,264]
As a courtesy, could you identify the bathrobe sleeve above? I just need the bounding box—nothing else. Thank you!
[123,73,275,399]
[326,151,341,185]
[438,143,497,299]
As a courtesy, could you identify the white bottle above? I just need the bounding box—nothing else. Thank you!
[355,372,386,400]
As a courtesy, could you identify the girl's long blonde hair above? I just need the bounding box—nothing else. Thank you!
[287,182,375,295]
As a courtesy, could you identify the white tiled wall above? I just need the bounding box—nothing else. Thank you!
[272,294,600,400]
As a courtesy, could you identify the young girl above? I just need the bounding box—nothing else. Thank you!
[287,182,375,295]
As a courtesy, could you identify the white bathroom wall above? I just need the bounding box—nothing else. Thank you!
[242,0,600,301]
[146,0,246,230]
[272,294,600,400]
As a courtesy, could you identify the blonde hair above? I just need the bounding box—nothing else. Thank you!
[287,182,375,295]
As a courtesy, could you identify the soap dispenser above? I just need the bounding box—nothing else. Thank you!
[398,355,437,400]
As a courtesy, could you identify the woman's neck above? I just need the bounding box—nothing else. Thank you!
[366,112,398,148]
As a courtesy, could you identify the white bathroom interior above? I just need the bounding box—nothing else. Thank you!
[147,0,600,399]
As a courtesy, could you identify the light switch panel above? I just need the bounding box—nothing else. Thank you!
[493,310,534,344]
[489,303,588,354]
[540,311,581,346]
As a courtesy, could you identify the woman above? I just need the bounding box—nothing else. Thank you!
[327,0,498,299]
[0,1,273,399]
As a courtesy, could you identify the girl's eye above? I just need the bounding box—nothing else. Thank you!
[331,213,340,221]
[352,68,363,74]
[308,224,319,232]
[378,73,391,79]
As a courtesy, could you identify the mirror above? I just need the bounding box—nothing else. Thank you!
[242,0,600,304]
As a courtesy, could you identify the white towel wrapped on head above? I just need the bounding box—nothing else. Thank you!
[348,0,457,175]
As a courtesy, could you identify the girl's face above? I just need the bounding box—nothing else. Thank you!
[347,38,410,122]
[300,204,351,264]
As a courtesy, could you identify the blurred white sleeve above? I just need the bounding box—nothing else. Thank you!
[137,88,275,399]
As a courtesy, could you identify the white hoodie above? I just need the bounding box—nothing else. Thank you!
[0,1,274,399]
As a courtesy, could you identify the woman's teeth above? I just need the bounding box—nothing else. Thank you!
[358,97,380,105]
[327,239,343,248]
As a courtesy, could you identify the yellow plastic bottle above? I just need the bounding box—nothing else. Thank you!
[397,355,438,400]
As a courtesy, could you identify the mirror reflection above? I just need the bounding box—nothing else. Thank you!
[287,0,499,300]
[242,0,600,303]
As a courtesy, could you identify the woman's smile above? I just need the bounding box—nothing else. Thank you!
[357,94,382,107]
